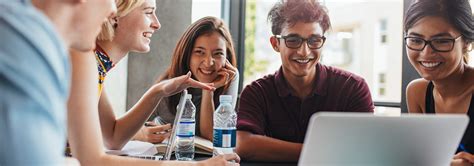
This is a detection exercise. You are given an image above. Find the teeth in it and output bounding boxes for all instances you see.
[143,32,152,38]
[295,59,310,63]
[200,69,213,74]
[420,62,441,68]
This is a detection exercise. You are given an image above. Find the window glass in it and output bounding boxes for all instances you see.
[191,0,222,22]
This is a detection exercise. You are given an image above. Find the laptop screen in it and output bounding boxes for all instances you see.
[163,89,188,160]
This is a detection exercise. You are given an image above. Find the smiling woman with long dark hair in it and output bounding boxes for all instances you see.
[404,0,474,165]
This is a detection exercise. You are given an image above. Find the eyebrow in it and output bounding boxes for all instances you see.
[408,32,454,38]
[193,47,224,52]
[143,7,155,10]
[284,33,323,37]
[194,46,206,50]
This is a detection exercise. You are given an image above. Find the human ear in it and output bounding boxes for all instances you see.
[270,36,280,52]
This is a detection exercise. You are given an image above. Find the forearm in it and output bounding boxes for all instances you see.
[109,85,164,149]
[236,131,302,162]
[200,90,215,140]
[67,52,201,165]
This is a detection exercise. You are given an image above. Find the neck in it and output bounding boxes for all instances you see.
[282,67,317,99]
[96,40,129,64]
[31,0,72,48]
[433,63,467,97]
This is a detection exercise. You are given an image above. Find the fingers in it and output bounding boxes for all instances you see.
[142,124,171,143]
[454,152,474,163]
[146,132,170,143]
[224,59,237,71]
[145,121,157,126]
[148,124,172,133]
[186,77,215,91]
[223,153,241,163]
[160,72,214,95]
[451,159,465,166]
[223,60,237,80]
[221,68,236,82]
[214,70,230,88]
[172,71,192,84]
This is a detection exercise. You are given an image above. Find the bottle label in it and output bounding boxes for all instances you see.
[213,128,236,148]
[177,121,195,137]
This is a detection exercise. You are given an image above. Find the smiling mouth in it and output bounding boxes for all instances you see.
[142,32,153,38]
[199,69,214,75]
[419,61,442,68]
[293,58,314,64]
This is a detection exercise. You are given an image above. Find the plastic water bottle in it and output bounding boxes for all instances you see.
[213,95,237,156]
[176,94,195,160]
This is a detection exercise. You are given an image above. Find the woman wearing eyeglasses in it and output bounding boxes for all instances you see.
[404,0,474,165]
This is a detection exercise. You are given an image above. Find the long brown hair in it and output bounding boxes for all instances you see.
[159,16,237,114]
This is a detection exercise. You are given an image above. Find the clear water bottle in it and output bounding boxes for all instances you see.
[176,94,195,160]
[213,95,237,156]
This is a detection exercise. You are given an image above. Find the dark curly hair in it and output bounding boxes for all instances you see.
[268,0,331,35]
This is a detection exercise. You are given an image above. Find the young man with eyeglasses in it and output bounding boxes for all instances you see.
[235,0,374,162]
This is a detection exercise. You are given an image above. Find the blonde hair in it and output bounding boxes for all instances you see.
[97,0,145,41]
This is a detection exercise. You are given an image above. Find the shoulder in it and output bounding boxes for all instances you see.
[406,78,428,113]
[0,2,60,44]
[239,72,279,106]
[0,1,67,69]
[242,72,276,93]
[406,78,429,96]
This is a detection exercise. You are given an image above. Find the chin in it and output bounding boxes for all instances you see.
[418,71,444,81]
[133,46,151,53]
[195,76,213,83]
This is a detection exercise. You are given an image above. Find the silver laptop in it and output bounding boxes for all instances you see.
[161,89,188,160]
[299,112,469,166]
[111,90,188,161]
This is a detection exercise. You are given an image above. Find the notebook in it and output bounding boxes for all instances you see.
[299,112,469,166]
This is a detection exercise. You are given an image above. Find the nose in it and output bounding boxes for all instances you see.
[420,43,434,56]
[297,41,311,57]
[151,14,161,31]
[203,54,215,67]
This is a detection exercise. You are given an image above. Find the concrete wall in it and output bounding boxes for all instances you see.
[126,0,193,110]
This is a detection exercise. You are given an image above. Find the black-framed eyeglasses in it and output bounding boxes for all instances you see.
[275,35,326,49]
[404,35,462,52]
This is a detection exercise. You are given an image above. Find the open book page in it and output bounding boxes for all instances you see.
[154,136,213,155]
[195,136,213,155]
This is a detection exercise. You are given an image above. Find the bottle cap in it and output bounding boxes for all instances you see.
[219,95,232,103]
